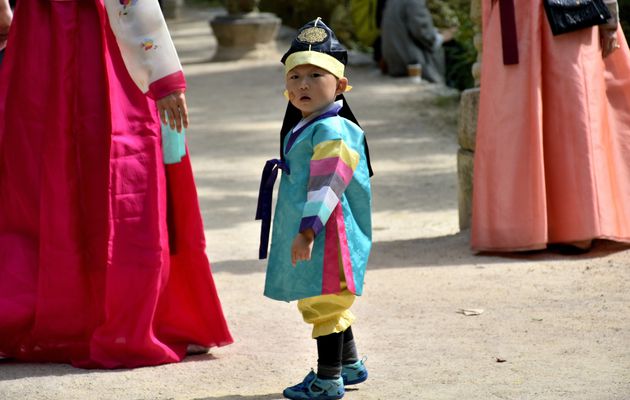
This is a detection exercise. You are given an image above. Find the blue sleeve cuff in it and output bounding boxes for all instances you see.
[299,216,324,236]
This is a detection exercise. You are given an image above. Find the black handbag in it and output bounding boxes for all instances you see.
[543,0,611,36]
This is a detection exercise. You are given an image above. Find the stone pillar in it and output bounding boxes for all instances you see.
[457,0,482,230]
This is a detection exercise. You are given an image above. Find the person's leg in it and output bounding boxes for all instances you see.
[340,326,368,385]
[283,326,345,399]
[316,331,343,379]
[283,292,354,399]
[341,326,358,364]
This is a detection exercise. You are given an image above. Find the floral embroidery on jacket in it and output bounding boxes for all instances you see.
[119,0,138,16]
[141,39,158,51]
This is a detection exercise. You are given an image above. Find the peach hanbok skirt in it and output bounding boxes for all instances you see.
[471,0,630,251]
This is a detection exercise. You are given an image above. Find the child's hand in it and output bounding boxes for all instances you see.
[291,229,314,266]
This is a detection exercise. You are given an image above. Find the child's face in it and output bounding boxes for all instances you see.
[285,64,348,117]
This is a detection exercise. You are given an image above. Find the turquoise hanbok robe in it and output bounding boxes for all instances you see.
[264,104,372,302]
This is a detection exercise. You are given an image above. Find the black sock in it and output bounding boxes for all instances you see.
[316,331,343,379]
[342,326,359,364]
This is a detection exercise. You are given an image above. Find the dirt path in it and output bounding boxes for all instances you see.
[1,9,629,400]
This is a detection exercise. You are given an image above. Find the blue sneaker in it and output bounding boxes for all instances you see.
[283,370,345,400]
[341,357,368,385]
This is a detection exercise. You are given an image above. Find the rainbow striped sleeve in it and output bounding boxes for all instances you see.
[299,139,360,235]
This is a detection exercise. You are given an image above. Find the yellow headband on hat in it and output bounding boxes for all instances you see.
[284,51,345,79]
[282,54,352,98]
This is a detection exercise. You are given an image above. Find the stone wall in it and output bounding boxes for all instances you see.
[456,0,481,230]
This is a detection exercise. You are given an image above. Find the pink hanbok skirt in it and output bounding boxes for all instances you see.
[471,0,630,251]
[0,0,232,367]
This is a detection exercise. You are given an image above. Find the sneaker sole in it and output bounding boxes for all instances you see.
[283,392,344,400]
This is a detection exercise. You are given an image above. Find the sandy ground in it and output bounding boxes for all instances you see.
[1,9,629,400]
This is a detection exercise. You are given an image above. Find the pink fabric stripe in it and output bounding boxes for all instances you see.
[148,71,186,100]
[321,204,355,295]
[310,157,354,184]
[322,207,341,295]
[335,204,356,294]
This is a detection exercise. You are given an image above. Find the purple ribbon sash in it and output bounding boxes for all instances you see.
[255,159,290,259]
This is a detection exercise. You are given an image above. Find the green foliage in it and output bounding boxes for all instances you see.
[427,0,460,28]
[429,0,476,90]
[259,0,339,28]
[329,1,363,50]
[258,0,362,51]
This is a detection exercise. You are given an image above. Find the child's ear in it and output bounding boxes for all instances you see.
[336,77,348,95]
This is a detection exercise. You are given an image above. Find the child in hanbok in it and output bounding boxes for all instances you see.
[256,18,373,400]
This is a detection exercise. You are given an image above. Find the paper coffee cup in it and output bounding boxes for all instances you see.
[407,63,422,83]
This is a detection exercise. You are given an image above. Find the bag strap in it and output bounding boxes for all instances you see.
[498,0,519,65]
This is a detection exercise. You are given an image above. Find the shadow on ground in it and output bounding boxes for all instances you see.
[0,353,219,381]
[0,360,105,380]
[194,395,283,400]
[211,231,630,274]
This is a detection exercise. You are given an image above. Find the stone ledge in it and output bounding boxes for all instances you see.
[457,148,474,230]
[457,87,479,152]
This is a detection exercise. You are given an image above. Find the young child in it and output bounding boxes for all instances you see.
[255,18,373,400]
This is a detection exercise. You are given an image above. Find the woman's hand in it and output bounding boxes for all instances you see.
[291,229,315,267]
[600,1,620,59]
[0,1,12,51]
[156,90,189,132]
[600,27,620,58]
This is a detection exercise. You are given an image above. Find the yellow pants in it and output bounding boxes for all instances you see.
[297,281,356,339]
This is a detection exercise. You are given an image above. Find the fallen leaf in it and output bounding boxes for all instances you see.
[457,308,484,316]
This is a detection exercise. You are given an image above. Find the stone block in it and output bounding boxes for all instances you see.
[457,87,479,152]
[457,148,474,231]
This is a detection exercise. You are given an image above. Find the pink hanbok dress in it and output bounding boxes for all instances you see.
[0,0,232,368]
[471,0,630,252]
